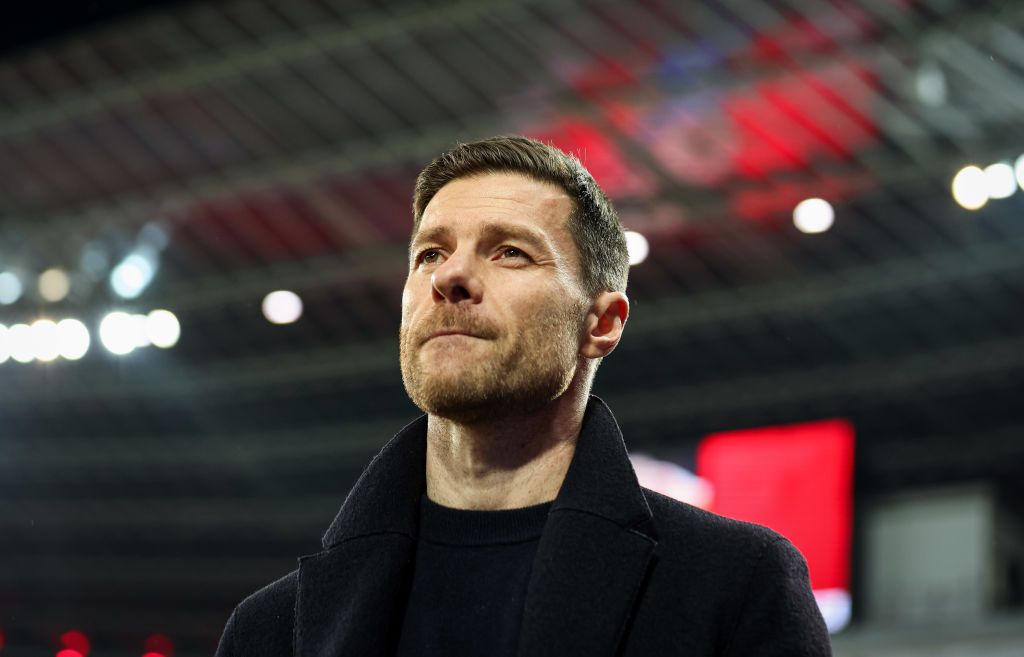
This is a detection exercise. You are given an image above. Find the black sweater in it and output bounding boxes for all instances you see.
[394,493,552,657]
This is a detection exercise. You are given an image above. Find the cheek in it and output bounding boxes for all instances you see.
[518,286,569,327]
[400,285,416,329]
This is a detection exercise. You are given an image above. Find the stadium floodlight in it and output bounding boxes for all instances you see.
[0,271,22,305]
[146,309,181,348]
[0,324,9,364]
[624,231,650,266]
[983,162,1016,200]
[262,290,303,324]
[8,323,34,363]
[794,198,835,234]
[29,319,61,362]
[99,311,141,355]
[951,165,988,210]
[110,251,157,299]
[39,268,71,302]
[56,318,91,360]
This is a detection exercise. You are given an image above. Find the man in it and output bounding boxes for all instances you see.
[215,136,832,656]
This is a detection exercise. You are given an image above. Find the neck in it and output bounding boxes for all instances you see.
[424,383,588,510]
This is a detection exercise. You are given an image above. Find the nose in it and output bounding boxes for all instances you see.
[430,249,482,304]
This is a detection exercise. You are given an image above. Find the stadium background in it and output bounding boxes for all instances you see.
[1,0,1023,654]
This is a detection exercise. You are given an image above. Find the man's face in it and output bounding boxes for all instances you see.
[399,172,589,423]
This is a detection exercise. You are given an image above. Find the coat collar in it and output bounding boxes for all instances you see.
[297,396,657,657]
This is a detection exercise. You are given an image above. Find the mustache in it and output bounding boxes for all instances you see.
[412,309,499,345]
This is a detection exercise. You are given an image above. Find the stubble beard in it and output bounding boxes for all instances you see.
[399,304,583,425]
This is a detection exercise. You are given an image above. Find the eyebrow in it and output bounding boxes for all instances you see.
[410,222,553,256]
[410,225,454,254]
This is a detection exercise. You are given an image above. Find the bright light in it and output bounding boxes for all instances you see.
[56,318,90,360]
[139,222,170,251]
[0,271,22,304]
[793,198,835,234]
[1015,154,1024,192]
[624,231,650,266]
[143,632,174,657]
[110,252,156,299]
[0,324,9,364]
[60,629,90,656]
[131,314,151,347]
[56,650,84,657]
[8,323,34,363]
[29,319,61,362]
[915,61,947,107]
[146,309,180,348]
[99,311,142,355]
[983,162,1016,200]
[38,268,70,302]
[952,165,988,210]
[262,290,303,324]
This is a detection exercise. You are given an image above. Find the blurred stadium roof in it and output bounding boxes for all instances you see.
[1,0,1023,653]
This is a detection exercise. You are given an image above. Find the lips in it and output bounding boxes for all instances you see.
[414,315,496,345]
[426,330,477,342]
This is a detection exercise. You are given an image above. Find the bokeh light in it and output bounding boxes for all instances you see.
[915,61,947,107]
[624,231,650,266]
[56,319,91,361]
[143,632,174,657]
[145,310,181,349]
[99,312,142,355]
[1015,154,1024,192]
[0,324,9,364]
[38,268,71,303]
[262,290,303,324]
[29,319,61,362]
[951,165,988,210]
[982,162,1016,200]
[793,198,835,234]
[8,324,34,363]
[131,314,152,348]
[59,630,90,656]
[110,252,156,299]
[0,271,22,305]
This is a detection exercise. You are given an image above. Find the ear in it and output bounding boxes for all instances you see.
[580,291,629,360]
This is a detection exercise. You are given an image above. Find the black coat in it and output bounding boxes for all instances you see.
[215,397,832,656]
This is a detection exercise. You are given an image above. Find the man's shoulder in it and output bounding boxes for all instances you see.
[216,569,298,656]
[642,486,792,562]
[236,568,299,616]
[633,489,830,655]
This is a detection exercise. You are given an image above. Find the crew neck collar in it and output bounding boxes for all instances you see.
[416,492,552,546]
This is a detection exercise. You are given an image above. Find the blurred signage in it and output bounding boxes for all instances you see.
[696,419,855,633]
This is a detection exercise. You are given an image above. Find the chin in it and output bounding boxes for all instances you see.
[410,373,573,425]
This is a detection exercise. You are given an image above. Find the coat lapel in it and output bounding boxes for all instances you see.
[516,398,658,657]
[294,398,658,657]
[295,415,428,657]
[515,512,656,657]
[295,535,415,657]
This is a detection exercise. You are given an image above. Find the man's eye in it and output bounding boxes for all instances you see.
[499,247,528,260]
[419,249,441,265]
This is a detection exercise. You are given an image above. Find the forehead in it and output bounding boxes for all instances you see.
[418,172,574,238]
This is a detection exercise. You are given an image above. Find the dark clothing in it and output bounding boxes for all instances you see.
[394,493,551,657]
[215,396,832,657]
